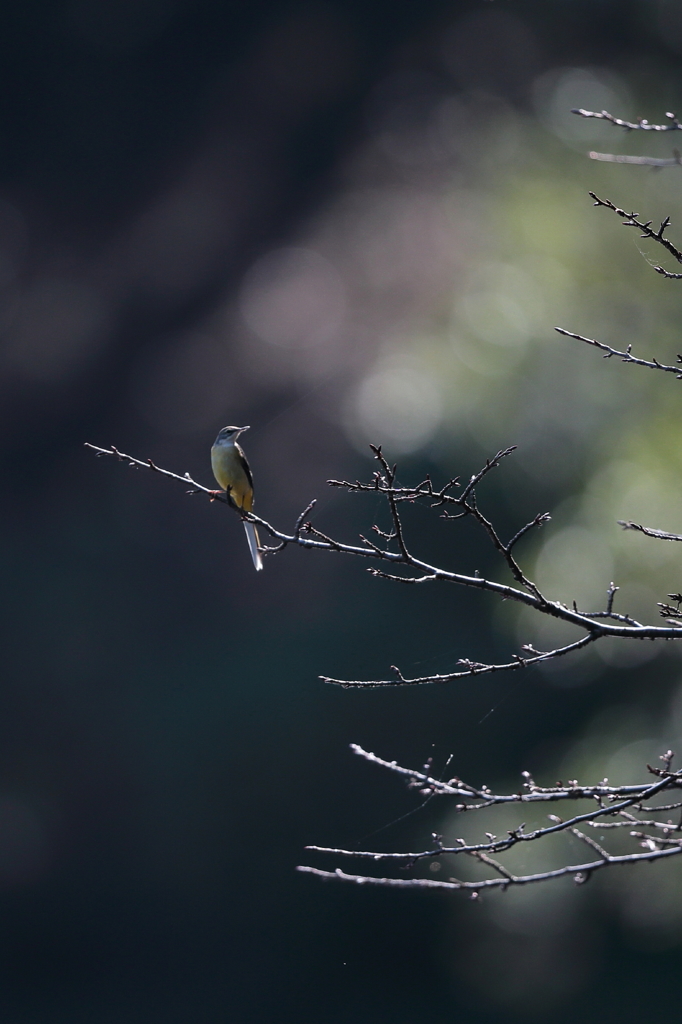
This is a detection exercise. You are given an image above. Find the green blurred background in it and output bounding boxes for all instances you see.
[3,0,682,1019]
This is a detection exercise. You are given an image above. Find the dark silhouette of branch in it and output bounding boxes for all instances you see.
[85,442,682,688]
[587,191,682,278]
[554,327,682,376]
[297,746,682,895]
[618,521,682,541]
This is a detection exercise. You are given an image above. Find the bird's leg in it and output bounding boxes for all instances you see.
[206,487,241,510]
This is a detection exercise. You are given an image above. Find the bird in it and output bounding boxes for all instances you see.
[210,425,263,570]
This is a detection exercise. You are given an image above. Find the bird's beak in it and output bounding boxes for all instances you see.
[238,425,250,434]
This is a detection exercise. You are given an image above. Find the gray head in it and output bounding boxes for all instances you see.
[214,425,250,445]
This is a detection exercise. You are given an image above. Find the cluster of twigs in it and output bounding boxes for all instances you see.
[573,107,682,168]
[85,440,682,689]
[297,745,682,896]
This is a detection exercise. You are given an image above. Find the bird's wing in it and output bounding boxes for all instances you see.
[236,443,255,493]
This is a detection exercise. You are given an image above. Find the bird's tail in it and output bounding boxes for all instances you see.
[243,521,263,571]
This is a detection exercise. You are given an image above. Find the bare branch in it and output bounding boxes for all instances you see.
[86,442,682,689]
[367,568,439,584]
[294,500,317,538]
[589,811,682,831]
[555,328,682,377]
[587,191,682,277]
[299,746,682,896]
[369,444,411,560]
[589,150,682,168]
[297,842,682,893]
[618,520,682,541]
[570,826,612,861]
[506,512,552,554]
[459,446,517,501]
[320,633,598,688]
[347,744,672,804]
[572,109,682,132]
[629,831,682,848]
[470,851,516,882]
[304,770,675,861]
[572,108,682,170]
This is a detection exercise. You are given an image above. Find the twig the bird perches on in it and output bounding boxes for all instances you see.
[86,441,682,688]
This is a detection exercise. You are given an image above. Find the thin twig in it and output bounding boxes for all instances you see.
[369,444,411,560]
[589,150,682,168]
[555,328,682,377]
[347,744,673,803]
[618,521,682,541]
[320,633,598,688]
[297,843,682,893]
[572,109,682,132]
[588,191,682,277]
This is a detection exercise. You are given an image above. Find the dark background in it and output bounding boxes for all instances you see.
[2,1,682,1020]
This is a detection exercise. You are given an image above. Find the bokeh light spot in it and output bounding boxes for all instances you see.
[239,247,345,350]
[532,66,632,145]
[345,355,442,454]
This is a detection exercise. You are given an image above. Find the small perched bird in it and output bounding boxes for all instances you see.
[210,425,263,570]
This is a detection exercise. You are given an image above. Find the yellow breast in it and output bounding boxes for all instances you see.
[211,444,253,510]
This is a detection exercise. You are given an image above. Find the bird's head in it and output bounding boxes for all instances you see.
[214,425,250,445]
